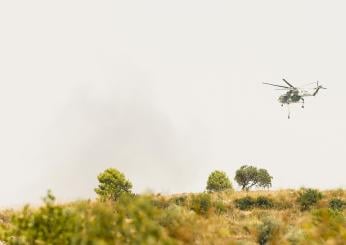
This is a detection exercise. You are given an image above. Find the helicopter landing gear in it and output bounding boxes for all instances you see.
[287,104,291,119]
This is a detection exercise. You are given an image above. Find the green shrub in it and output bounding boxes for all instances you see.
[206,170,232,192]
[285,227,304,245]
[5,191,79,244]
[152,195,170,209]
[191,193,212,216]
[111,195,174,244]
[172,195,187,206]
[257,217,281,245]
[234,196,256,210]
[234,196,275,210]
[94,168,133,201]
[214,200,228,215]
[329,198,346,211]
[3,192,175,245]
[72,195,175,244]
[159,205,197,243]
[297,189,323,211]
[255,196,274,209]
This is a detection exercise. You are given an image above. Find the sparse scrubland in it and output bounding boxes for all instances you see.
[0,167,345,244]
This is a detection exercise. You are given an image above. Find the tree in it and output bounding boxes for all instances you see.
[234,165,272,191]
[95,168,133,201]
[206,170,232,192]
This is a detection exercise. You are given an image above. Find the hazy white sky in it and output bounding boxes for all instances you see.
[0,1,345,206]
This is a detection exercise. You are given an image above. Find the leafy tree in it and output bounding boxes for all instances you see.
[206,170,232,192]
[256,168,273,188]
[95,168,133,201]
[234,165,272,191]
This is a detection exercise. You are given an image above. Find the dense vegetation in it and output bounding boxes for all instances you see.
[0,167,345,244]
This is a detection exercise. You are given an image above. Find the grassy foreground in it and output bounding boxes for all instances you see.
[0,189,345,244]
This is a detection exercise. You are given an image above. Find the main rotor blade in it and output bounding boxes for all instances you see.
[300,82,317,87]
[263,82,290,89]
[282,79,295,88]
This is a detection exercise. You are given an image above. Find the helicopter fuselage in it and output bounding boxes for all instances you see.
[278,89,311,104]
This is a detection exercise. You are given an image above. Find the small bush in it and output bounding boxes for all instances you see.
[234,196,274,210]
[191,193,212,216]
[214,200,228,215]
[2,192,175,244]
[234,196,256,210]
[297,189,323,211]
[152,195,170,209]
[257,217,281,245]
[285,227,304,245]
[206,170,232,192]
[5,191,79,244]
[172,196,187,206]
[113,195,174,244]
[159,205,197,243]
[255,196,274,209]
[329,198,345,211]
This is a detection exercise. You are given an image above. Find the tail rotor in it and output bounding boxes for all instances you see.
[317,81,327,89]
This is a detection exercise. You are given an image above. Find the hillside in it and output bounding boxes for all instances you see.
[1,189,345,244]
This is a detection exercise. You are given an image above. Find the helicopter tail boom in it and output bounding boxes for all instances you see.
[312,87,321,96]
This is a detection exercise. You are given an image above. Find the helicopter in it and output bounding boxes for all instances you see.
[263,79,326,119]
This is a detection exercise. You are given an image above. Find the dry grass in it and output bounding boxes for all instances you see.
[159,189,346,244]
[0,189,345,244]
